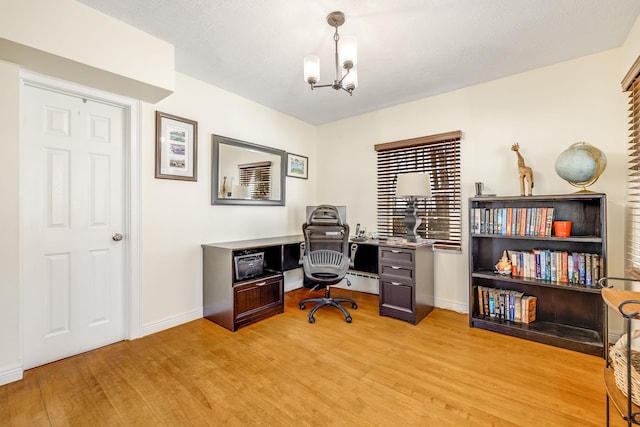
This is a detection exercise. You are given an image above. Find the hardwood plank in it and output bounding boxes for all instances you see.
[0,288,630,426]
[0,370,50,426]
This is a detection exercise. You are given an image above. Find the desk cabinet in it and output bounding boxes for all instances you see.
[202,236,301,331]
[234,274,283,330]
[378,243,434,325]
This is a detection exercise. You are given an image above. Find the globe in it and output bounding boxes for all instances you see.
[554,142,607,192]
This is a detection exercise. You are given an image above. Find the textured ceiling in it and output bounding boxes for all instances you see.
[76,0,640,125]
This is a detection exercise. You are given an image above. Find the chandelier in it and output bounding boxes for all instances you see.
[303,11,358,95]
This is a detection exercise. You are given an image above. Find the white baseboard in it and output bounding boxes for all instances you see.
[0,362,23,386]
[339,273,379,294]
[435,297,468,314]
[284,279,303,292]
[141,308,203,337]
[283,268,303,292]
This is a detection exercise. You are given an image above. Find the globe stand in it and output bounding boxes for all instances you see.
[569,182,598,194]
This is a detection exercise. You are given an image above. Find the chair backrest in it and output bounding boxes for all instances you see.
[301,205,354,282]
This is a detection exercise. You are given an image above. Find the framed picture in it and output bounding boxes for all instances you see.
[155,111,198,181]
[286,153,308,179]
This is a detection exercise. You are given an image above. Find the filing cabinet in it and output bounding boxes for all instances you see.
[378,243,434,325]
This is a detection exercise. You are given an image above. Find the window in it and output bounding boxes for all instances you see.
[375,131,462,250]
[624,56,640,277]
[239,161,272,200]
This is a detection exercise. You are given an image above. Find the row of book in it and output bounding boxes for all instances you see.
[501,249,602,286]
[476,286,537,323]
[471,207,555,237]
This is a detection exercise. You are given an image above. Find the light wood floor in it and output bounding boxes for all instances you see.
[0,288,624,426]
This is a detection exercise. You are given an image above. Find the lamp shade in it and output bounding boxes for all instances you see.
[396,172,432,198]
[232,185,249,199]
[343,67,358,91]
[339,36,357,69]
[304,55,320,84]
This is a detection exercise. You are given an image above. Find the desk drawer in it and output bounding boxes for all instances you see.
[379,263,415,282]
[380,279,415,314]
[379,247,414,266]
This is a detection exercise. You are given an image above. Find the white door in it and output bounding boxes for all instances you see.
[21,83,126,369]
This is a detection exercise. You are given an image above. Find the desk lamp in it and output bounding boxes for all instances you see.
[396,172,432,243]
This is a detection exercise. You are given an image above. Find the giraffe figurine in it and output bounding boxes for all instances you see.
[511,143,534,196]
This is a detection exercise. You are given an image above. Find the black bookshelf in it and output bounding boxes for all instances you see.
[468,194,607,357]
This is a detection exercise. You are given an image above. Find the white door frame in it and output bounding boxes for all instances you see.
[19,71,142,348]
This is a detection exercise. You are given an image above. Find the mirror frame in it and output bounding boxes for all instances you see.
[211,134,287,206]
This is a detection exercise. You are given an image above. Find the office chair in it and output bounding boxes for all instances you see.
[299,205,358,323]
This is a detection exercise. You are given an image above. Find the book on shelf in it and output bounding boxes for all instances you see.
[561,252,568,283]
[472,208,480,234]
[545,207,554,236]
[534,208,542,236]
[578,253,586,284]
[498,249,603,285]
[488,293,495,317]
[483,288,489,315]
[521,296,537,323]
[539,207,548,237]
[476,285,531,322]
[519,207,527,236]
[470,205,559,237]
[593,254,600,284]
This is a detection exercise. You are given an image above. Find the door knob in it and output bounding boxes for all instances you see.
[112,233,124,241]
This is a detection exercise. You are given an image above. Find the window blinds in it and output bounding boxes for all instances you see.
[624,56,640,277]
[375,131,462,250]
[239,161,272,200]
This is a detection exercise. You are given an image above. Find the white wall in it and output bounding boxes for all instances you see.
[0,0,174,102]
[622,13,640,77]
[139,73,316,329]
[316,47,630,312]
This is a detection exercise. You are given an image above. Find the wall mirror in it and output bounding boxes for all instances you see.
[212,134,286,206]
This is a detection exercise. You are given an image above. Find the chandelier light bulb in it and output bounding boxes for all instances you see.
[343,67,358,91]
[340,35,357,69]
[303,55,320,85]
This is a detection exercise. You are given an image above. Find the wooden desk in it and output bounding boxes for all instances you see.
[202,236,434,331]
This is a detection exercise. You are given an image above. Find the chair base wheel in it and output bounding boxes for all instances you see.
[299,292,357,324]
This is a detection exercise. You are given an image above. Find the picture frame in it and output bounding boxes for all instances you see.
[155,111,198,181]
[286,153,308,179]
